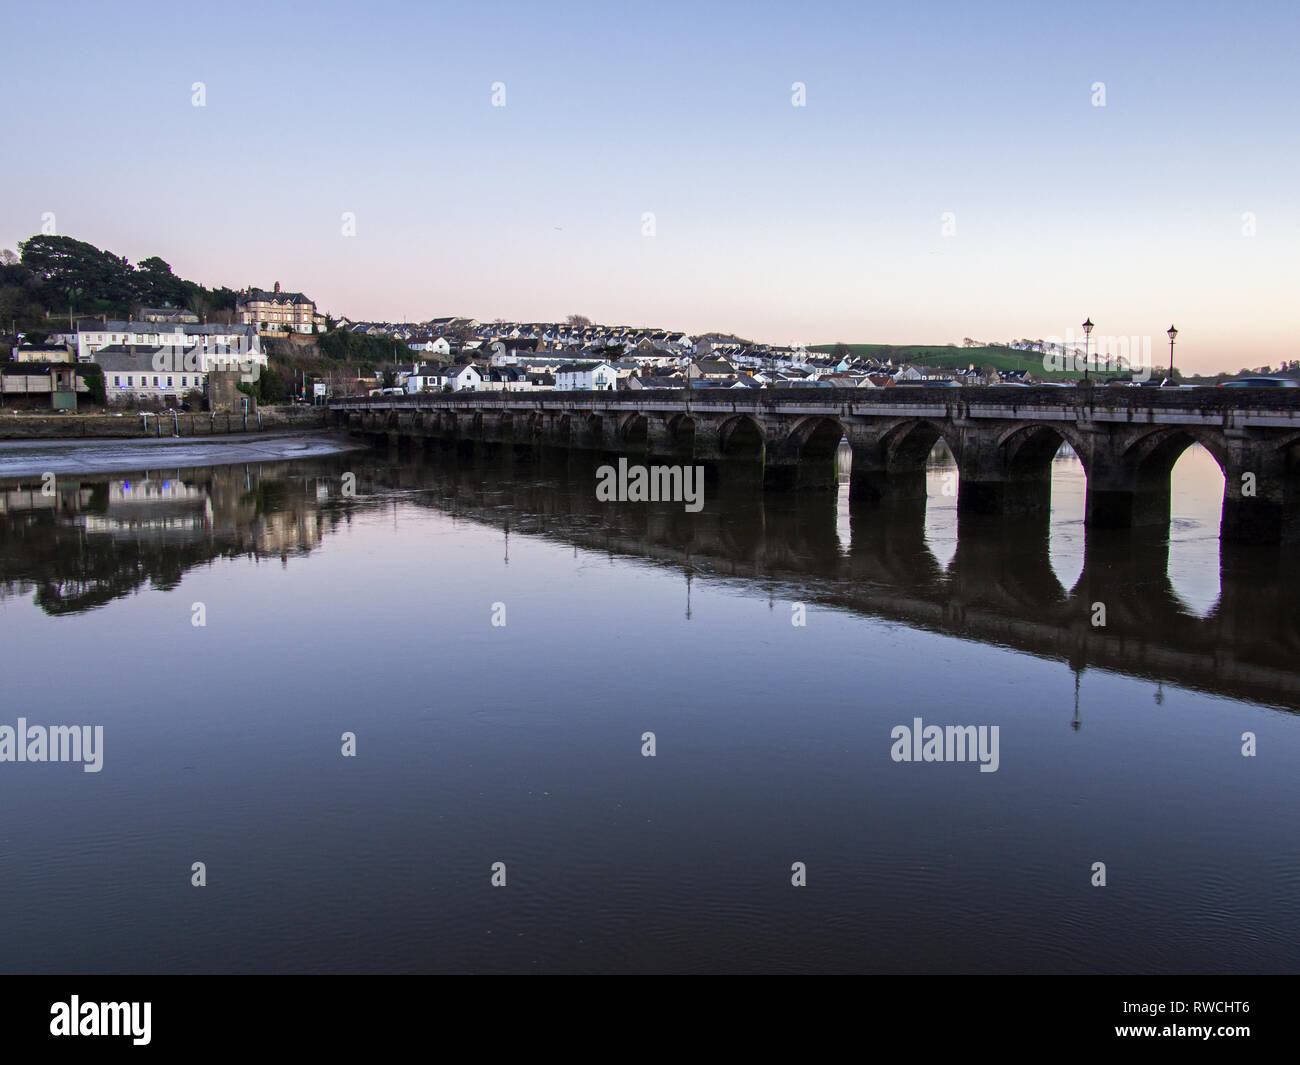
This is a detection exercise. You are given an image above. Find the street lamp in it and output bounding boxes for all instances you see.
[1081,318,1094,382]
[1166,324,1177,382]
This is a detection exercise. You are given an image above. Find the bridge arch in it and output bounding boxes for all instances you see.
[848,418,961,506]
[717,414,765,461]
[582,412,605,449]
[996,422,1091,476]
[617,412,649,451]
[882,418,962,471]
[1086,426,1231,532]
[786,415,847,459]
[667,413,695,456]
[770,414,847,491]
[1122,425,1229,483]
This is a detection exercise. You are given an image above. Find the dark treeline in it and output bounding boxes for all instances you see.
[0,235,240,339]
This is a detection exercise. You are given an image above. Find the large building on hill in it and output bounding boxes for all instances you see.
[236,283,325,335]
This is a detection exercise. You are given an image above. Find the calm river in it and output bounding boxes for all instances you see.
[1,435,1297,973]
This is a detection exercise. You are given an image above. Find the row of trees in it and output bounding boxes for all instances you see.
[0,235,239,337]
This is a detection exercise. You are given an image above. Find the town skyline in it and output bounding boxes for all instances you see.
[3,1,1297,374]
[1,229,1270,380]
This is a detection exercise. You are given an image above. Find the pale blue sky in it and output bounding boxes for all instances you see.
[2,0,1296,370]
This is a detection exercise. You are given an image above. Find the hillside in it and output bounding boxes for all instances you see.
[810,343,1084,379]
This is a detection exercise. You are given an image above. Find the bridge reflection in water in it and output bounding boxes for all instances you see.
[1,444,1294,711]
[372,444,1294,713]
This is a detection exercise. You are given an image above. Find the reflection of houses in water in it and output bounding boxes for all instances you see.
[80,478,214,540]
[1,486,95,514]
[0,457,350,614]
[59,469,327,554]
[252,505,324,555]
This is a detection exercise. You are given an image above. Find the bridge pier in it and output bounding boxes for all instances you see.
[1221,497,1288,544]
[765,419,839,491]
[764,453,837,491]
[575,413,605,452]
[1084,478,1172,530]
[1220,433,1299,545]
[849,462,927,505]
[958,477,1053,520]
[691,420,725,464]
[646,414,692,459]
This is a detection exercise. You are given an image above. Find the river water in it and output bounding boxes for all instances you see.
[1,435,1297,973]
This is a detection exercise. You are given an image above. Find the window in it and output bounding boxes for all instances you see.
[114,376,121,386]
[153,377,159,386]
[167,377,173,387]
[181,376,188,387]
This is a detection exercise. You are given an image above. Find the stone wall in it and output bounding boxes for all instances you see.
[0,405,330,440]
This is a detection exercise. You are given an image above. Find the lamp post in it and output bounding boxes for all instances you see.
[1081,318,1094,382]
[1166,324,1177,383]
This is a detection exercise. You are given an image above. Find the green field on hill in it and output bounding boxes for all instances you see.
[810,343,1089,379]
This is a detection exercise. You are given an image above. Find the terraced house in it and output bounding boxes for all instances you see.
[94,347,208,402]
[75,321,263,363]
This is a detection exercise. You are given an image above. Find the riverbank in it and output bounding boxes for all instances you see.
[0,405,329,440]
[0,431,365,479]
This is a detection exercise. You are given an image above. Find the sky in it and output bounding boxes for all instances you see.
[1,0,1297,373]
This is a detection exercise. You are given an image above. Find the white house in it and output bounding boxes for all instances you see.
[77,321,266,376]
[555,361,617,391]
[405,363,445,392]
[445,364,482,392]
[94,348,207,402]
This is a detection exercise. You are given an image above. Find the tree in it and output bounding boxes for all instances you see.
[134,256,187,306]
[832,342,852,359]
[78,364,105,405]
[258,367,288,404]
[19,234,135,309]
[566,314,592,328]
[0,249,17,266]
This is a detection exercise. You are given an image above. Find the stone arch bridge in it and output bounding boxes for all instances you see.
[330,386,1300,544]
